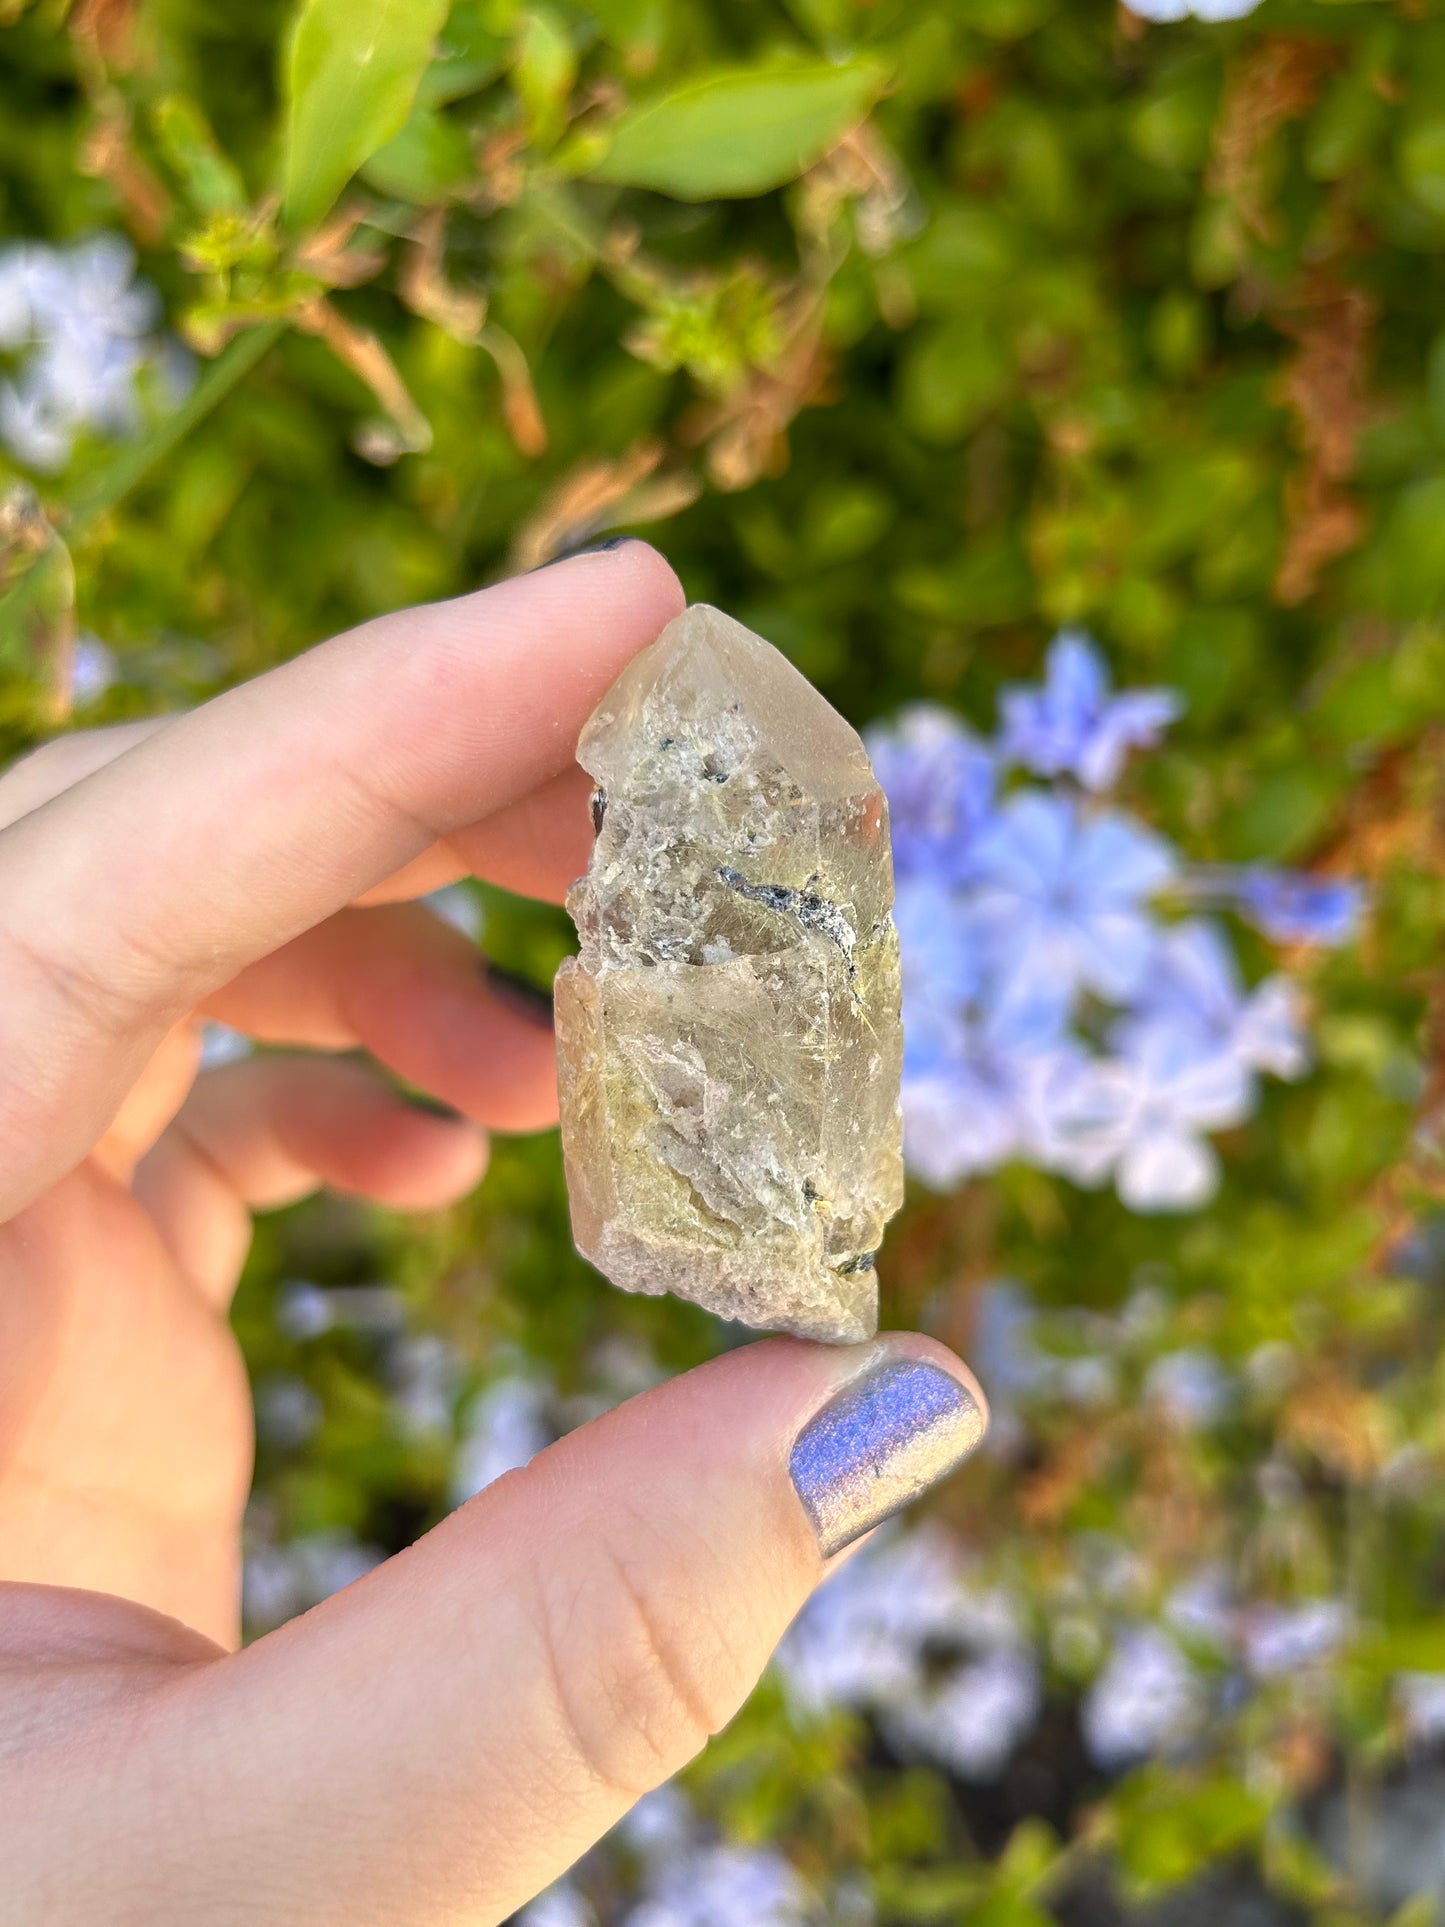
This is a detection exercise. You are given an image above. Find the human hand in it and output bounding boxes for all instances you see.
[0,541,986,1925]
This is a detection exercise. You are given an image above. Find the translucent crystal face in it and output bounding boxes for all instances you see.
[555,603,904,1343]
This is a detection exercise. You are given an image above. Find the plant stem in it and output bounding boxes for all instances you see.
[65,321,286,539]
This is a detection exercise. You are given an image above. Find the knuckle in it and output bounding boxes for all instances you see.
[0,910,180,1038]
[536,1523,756,1803]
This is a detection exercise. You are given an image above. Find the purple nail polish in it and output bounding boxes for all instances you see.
[789,1356,986,1558]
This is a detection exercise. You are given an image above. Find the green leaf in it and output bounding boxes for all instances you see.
[511,4,576,151]
[1356,1623,1445,1674]
[152,96,249,214]
[361,108,473,201]
[896,314,1012,443]
[1399,119,1445,218]
[960,0,1056,39]
[586,59,886,201]
[1130,69,1218,175]
[800,481,895,566]
[282,0,451,234]
[416,0,508,107]
[1111,1770,1271,1900]
[67,324,286,540]
[586,0,667,51]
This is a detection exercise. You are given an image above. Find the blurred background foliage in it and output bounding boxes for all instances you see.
[5,0,1445,1921]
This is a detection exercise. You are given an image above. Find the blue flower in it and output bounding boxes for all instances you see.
[1235,868,1363,946]
[894,875,981,1064]
[999,630,1181,793]
[519,1884,595,1927]
[1113,919,1309,1083]
[871,642,1346,1217]
[1240,1599,1348,1680]
[0,235,166,471]
[969,792,1176,1013]
[902,1019,1082,1189]
[1043,1026,1253,1211]
[1082,1626,1205,1770]
[1144,1347,1234,1431]
[886,1646,1042,1782]
[1181,865,1363,945]
[776,1524,967,1715]
[628,1845,811,1927]
[867,705,994,883]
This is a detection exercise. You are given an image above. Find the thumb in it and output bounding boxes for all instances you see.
[39,1335,985,1926]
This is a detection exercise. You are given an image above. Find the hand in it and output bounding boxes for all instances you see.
[0,542,985,1926]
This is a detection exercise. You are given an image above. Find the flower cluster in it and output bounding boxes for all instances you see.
[521,1784,845,1927]
[776,1523,1042,1783]
[0,235,180,471]
[776,1270,1360,1786]
[246,1272,1445,1911]
[869,633,1361,1211]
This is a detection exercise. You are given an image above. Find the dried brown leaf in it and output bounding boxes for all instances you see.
[680,289,832,492]
[1273,278,1375,604]
[77,109,171,247]
[293,204,387,291]
[1210,36,1339,245]
[1279,1367,1386,1481]
[399,209,487,341]
[479,324,547,459]
[510,440,666,569]
[295,298,432,456]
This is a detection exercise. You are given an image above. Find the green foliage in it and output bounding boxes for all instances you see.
[586,59,886,199]
[283,0,451,232]
[5,0,1445,1920]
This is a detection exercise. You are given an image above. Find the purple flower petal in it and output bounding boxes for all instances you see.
[1237,869,1363,946]
[1000,630,1182,792]
[1117,1128,1219,1212]
[867,705,996,884]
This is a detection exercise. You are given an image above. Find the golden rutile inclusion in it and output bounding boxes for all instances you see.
[555,604,904,1343]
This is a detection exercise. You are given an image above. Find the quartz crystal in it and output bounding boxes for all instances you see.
[555,603,904,1343]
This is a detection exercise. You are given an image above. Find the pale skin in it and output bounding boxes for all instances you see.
[0,542,982,1925]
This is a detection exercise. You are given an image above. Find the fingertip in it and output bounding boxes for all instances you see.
[614,537,687,618]
[538,538,686,625]
[366,1101,489,1209]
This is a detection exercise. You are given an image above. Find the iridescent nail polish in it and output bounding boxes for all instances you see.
[789,1356,986,1558]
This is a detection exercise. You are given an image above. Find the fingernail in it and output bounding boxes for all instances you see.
[532,534,636,569]
[789,1355,986,1559]
[482,959,555,1029]
[402,1093,467,1121]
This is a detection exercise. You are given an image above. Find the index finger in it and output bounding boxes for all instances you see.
[0,542,684,1220]
[1,728,602,907]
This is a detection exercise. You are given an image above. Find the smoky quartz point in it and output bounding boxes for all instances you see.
[554,604,904,1343]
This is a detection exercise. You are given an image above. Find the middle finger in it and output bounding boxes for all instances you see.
[204,902,559,1133]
